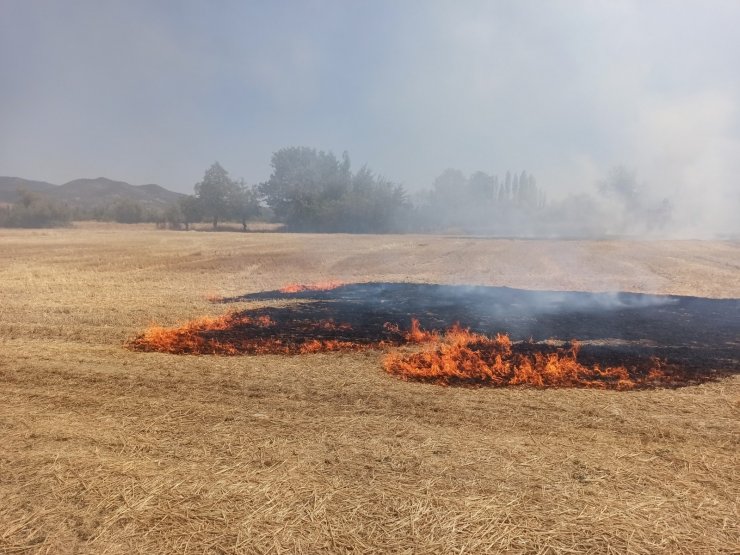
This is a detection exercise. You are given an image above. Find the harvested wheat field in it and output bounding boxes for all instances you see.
[1,223,739,554]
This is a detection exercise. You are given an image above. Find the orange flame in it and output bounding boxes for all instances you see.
[128,315,697,389]
[126,312,366,355]
[279,280,344,293]
[127,313,276,355]
[405,318,438,343]
[383,325,669,390]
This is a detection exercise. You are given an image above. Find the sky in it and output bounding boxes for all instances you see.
[1,0,739,232]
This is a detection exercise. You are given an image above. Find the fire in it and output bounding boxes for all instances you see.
[279,280,344,293]
[127,313,276,355]
[383,325,674,390]
[126,311,382,355]
[128,313,706,390]
[384,318,438,343]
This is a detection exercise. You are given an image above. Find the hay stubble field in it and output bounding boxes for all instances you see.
[1,224,738,554]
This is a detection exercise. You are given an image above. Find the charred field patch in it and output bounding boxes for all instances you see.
[129,282,739,389]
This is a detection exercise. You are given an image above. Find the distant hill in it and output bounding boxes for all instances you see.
[0,177,57,201]
[0,176,185,208]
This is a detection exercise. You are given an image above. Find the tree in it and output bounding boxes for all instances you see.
[432,169,467,205]
[194,162,236,229]
[417,168,547,234]
[259,146,409,232]
[502,171,512,202]
[229,180,260,231]
[468,171,495,202]
[163,202,184,229]
[109,198,144,223]
[341,167,409,233]
[260,147,350,231]
[0,188,71,228]
[179,195,203,231]
[598,166,639,210]
[597,166,672,232]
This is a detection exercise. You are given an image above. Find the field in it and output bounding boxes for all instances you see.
[1,224,738,554]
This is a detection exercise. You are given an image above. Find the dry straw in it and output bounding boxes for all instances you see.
[1,224,738,553]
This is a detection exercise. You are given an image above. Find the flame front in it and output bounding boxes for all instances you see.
[127,315,704,389]
[130,313,276,354]
[383,325,670,390]
[126,312,381,355]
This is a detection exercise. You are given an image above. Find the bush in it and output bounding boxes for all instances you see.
[0,190,71,228]
[108,198,144,223]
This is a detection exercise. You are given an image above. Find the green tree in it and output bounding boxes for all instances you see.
[229,180,260,231]
[259,146,408,232]
[163,202,184,229]
[260,147,350,231]
[179,195,203,231]
[109,198,144,223]
[195,162,236,229]
[0,189,71,228]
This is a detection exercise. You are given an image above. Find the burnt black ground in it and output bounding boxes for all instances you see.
[219,283,740,375]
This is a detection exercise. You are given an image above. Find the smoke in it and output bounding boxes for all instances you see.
[226,282,735,351]
[631,91,740,237]
[1,1,738,237]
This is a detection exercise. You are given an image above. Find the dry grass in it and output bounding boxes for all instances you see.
[1,223,738,554]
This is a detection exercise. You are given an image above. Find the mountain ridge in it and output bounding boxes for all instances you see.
[0,175,185,207]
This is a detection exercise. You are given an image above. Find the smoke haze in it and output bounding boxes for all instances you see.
[1,0,738,235]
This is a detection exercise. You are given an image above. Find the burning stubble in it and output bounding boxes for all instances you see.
[127,282,738,390]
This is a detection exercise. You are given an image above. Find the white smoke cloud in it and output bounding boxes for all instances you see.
[0,0,738,235]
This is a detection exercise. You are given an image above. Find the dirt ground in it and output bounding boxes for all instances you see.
[1,223,738,554]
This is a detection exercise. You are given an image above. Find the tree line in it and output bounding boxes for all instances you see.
[167,148,409,233]
[0,190,72,228]
[169,146,548,234]
[168,148,670,236]
[0,193,180,228]
[1,145,671,235]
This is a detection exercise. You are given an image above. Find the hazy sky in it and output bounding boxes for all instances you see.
[2,0,739,230]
